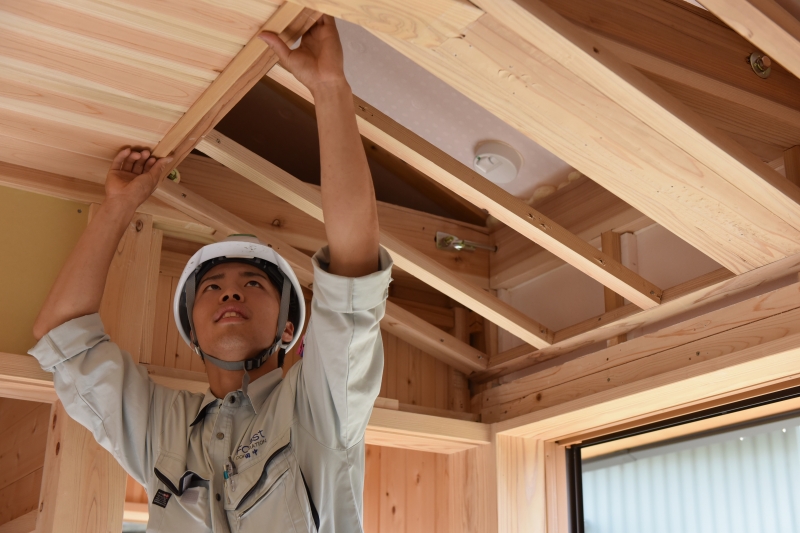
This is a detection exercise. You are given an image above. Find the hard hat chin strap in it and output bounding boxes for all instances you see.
[184,271,293,396]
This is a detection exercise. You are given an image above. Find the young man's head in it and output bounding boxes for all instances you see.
[174,236,305,377]
[191,260,296,366]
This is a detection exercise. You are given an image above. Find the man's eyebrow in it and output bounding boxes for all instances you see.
[200,272,225,284]
[241,271,270,281]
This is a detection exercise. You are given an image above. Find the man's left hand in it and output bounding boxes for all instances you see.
[259,15,347,96]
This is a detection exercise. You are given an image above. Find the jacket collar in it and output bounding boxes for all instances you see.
[190,367,284,426]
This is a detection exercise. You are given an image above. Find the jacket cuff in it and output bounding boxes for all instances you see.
[311,246,393,313]
[28,314,109,371]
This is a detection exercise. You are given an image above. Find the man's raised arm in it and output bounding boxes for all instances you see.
[261,16,380,278]
[33,149,172,339]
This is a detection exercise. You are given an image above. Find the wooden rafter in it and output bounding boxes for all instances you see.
[264,68,663,310]
[371,10,800,276]
[152,3,320,171]
[151,178,490,372]
[701,0,800,81]
[198,130,553,348]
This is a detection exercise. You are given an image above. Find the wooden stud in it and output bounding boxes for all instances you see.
[601,231,626,347]
[198,131,554,348]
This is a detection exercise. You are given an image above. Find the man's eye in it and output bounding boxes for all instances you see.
[203,284,220,291]
[245,280,262,287]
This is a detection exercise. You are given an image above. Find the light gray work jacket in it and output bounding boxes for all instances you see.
[29,247,393,532]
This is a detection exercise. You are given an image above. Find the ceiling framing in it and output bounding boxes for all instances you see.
[0,0,799,390]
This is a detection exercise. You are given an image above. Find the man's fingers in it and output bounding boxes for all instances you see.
[121,151,141,173]
[131,149,150,174]
[149,157,174,181]
[259,31,292,64]
[143,157,157,173]
[111,148,131,171]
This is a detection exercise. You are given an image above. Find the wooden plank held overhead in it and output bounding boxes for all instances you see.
[700,0,800,80]
[198,130,554,349]
[151,178,489,372]
[152,3,320,170]
[264,67,663,309]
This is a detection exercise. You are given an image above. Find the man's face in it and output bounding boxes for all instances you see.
[191,262,293,361]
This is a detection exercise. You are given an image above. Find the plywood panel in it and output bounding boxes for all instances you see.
[0,468,42,527]
[0,403,49,493]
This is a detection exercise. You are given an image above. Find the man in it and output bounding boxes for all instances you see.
[30,16,391,532]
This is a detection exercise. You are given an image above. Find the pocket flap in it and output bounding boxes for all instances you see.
[224,428,291,510]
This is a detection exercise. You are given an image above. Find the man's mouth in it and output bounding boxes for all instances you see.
[215,306,249,322]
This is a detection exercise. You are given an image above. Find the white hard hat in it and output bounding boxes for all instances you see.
[173,234,305,371]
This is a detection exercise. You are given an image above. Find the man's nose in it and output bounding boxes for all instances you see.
[221,292,242,302]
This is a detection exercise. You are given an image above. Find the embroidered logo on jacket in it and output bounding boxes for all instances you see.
[153,489,172,508]
[234,429,267,460]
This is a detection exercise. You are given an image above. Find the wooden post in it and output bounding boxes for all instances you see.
[601,231,627,347]
[496,435,547,533]
[37,210,161,533]
[449,442,498,533]
[450,307,471,412]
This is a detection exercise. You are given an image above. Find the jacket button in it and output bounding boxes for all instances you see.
[216,432,224,440]
[216,493,221,502]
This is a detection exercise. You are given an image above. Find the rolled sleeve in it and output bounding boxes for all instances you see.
[28,313,173,487]
[311,246,393,313]
[297,246,393,449]
[29,313,109,371]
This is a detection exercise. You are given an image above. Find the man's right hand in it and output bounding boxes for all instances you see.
[105,148,173,209]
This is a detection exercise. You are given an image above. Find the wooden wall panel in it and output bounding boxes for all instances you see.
[366,444,450,533]
[0,398,49,527]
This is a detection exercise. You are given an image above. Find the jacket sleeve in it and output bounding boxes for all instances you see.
[294,246,393,449]
[28,313,178,487]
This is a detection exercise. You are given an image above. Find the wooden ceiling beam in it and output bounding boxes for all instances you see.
[265,68,663,310]
[151,177,490,372]
[471,0,800,270]
[701,0,800,81]
[152,3,320,172]
[373,12,800,275]
[198,130,554,348]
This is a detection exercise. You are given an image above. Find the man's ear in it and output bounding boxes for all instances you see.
[281,321,295,343]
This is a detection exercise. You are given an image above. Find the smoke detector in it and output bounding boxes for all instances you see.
[473,141,522,184]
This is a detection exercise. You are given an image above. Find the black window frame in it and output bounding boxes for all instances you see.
[565,384,800,533]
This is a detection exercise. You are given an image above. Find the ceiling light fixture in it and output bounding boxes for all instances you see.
[473,141,523,184]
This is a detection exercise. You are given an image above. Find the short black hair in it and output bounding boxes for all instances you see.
[179,258,301,366]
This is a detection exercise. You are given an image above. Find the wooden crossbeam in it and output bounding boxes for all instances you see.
[151,178,489,371]
[478,249,800,382]
[374,12,800,276]
[152,3,320,170]
[198,130,554,348]
[265,67,663,310]
[478,281,800,422]
[701,0,800,81]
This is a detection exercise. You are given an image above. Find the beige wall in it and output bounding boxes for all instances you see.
[0,186,88,355]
